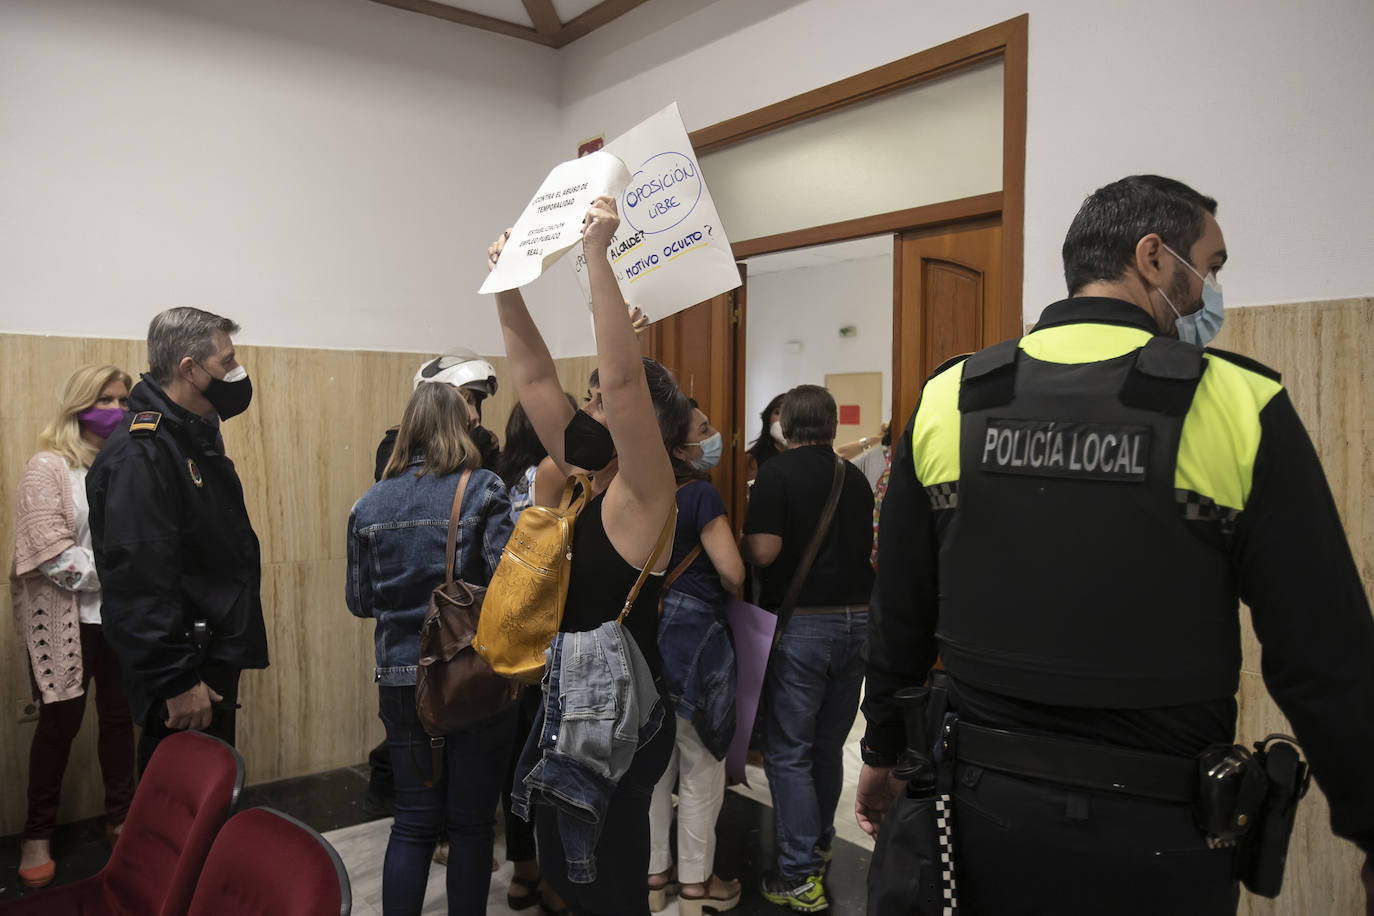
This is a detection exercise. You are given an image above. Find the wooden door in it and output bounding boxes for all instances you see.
[891,219,1006,431]
[642,287,740,525]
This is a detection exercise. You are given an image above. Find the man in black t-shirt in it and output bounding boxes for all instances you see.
[743,384,873,911]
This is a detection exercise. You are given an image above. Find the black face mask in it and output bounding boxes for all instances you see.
[564,410,615,471]
[199,364,253,420]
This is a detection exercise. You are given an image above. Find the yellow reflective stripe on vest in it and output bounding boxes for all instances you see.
[1178,354,1282,510]
[911,362,964,486]
[910,321,1283,509]
[1017,322,1153,364]
[911,324,1155,486]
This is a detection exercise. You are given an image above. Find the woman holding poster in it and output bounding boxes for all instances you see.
[489,197,692,915]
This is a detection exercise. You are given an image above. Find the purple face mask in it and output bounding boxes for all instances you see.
[78,406,126,440]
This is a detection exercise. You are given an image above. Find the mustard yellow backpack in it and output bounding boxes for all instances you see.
[473,474,591,683]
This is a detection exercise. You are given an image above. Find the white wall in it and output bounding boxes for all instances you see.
[745,254,893,446]
[0,0,563,355]
[558,0,1374,322]
[6,0,1372,354]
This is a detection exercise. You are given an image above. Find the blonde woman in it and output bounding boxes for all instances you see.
[10,365,136,889]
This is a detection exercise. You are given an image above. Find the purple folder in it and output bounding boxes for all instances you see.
[724,596,777,785]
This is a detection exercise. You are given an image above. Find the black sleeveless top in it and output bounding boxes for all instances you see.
[561,491,666,676]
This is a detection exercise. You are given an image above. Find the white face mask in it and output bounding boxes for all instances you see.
[1158,243,1224,346]
[770,419,786,447]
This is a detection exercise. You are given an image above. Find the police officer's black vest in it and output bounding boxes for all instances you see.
[937,337,1241,710]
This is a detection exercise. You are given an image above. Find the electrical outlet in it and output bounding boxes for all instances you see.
[16,698,39,725]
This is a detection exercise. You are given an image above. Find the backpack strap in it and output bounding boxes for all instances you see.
[443,469,472,588]
[771,454,846,648]
[616,506,678,625]
[417,467,472,787]
[664,544,703,593]
[560,473,593,513]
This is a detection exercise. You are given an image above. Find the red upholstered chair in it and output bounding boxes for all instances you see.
[0,731,244,916]
[185,807,351,916]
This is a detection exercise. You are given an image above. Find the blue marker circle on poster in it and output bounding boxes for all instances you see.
[622,151,702,235]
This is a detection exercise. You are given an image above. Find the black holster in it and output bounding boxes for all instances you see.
[867,677,956,916]
[1237,736,1311,898]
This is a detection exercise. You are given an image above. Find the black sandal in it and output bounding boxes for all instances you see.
[507,873,542,910]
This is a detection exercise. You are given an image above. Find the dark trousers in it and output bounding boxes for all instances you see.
[369,740,394,799]
[379,685,517,916]
[952,763,1240,915]
[535,715,676,916]
[137,662,240,774]
[501,685,543,863]
[24,623,136,839]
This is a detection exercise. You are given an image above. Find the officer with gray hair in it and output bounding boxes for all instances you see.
[87,306,266,772]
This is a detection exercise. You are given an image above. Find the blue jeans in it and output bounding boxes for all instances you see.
[378,686,517,916]
[762,608,867,880]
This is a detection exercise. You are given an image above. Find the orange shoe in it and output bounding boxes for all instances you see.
[18,859,55,889]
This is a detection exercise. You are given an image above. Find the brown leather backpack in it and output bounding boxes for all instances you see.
[415,470,520,759]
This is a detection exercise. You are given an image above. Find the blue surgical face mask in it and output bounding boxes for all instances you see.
[1158,244,1224,346]
[688,431,722,471]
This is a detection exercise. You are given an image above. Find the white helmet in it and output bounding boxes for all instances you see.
[413,349,498,399]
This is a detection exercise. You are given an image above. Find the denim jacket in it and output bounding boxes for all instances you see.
[345,462,511,685]
[512,622,663,883]
[658,588,737,759]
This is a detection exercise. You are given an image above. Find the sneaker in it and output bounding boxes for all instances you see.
[760,873,828,912]
[813,844,832,865]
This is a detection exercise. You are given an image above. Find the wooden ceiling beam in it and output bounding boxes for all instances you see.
[521,0,563,38]
[547,0,650,48]
[370,0,555,47]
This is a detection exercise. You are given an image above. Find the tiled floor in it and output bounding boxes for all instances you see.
[1,716,874,914]
[329,768,872,916]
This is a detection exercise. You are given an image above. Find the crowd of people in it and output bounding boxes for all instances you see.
[10,179,1373,916]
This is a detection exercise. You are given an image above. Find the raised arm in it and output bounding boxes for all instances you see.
[489,231,578,474]
[583,197,677,566]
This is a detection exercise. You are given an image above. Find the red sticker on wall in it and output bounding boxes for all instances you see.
[839,404,860,425]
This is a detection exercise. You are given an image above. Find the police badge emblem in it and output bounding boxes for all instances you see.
[187,458,204,488]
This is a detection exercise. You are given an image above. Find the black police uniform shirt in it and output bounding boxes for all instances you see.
[87,374,268,723]
[743,443,874,611]
[862,297,1374,856]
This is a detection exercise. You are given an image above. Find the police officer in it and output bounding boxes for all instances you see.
[88,306,266,773]
[857,176,1374,914]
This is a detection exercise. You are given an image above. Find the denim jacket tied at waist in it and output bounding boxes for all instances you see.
[658,588,737,759]
[512,622,664,884]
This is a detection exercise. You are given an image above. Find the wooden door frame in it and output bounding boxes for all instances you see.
[688,14,1026,523]
[688,13,1026,338]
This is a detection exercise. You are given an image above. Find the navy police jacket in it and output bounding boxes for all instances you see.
[88,375,267,722]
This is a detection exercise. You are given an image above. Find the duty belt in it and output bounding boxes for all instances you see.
[954,721,1197,804]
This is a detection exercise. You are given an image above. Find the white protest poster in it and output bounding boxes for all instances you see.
[572,103,741,318]
[479,150,631,295]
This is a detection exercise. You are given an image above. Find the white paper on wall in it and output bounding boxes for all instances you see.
[479,151,631,295]
[572,103,741,318]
